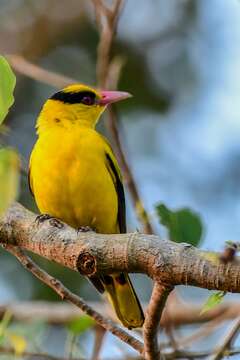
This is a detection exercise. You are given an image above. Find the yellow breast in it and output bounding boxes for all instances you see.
[29,126,118,233]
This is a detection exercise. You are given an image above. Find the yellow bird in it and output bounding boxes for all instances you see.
[29,83,144,329]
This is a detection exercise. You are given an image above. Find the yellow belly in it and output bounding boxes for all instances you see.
[30,127,118,233]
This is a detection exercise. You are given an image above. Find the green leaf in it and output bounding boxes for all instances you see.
[156,203,203,247]
[0,56,16,125]
[201,291,226,314]
[0,148,19,215]
[67,315,95,335]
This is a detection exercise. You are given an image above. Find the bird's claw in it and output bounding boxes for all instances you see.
[77,226,94,233]
[35,214,64,229]
[35,214,52,224]
[49,218,64,229]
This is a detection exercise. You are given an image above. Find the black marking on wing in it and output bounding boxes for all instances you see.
[105,153,126,234]
[115,273,127,285]
[89,276,105,293]
[50,90,96,104]
[28,168,34,197]
[102,275,114,285]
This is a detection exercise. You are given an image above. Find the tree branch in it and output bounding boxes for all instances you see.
[106,106,154,235]
[211,317,240,360]
[1,200,240,358]
[6,54,75,88]
[0,299,239,328]
[3,244,144,356]
[1,203,240,293]
[93,0,123,88]
[5,203,240,358]
[0,346,85,360]
[92,0,155,234]
[91,325,106,360]
[143,283,173,360]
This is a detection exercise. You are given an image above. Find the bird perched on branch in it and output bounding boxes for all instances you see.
[29,83,144,329]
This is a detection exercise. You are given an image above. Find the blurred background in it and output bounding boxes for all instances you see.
[1,0,240,358]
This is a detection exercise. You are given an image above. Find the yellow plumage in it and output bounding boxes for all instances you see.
[29,84,144,329]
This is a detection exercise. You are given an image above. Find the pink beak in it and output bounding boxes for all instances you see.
[98,90,132,106]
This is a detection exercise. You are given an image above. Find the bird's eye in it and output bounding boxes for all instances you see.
[81,96,95,106]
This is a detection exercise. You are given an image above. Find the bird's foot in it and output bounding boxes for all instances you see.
[35,214,64,229]
[77,226,95,233]
[35,213,52,224]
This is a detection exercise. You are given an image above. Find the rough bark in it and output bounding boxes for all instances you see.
[0,202,240,293]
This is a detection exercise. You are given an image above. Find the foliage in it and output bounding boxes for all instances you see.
[0,56,16,125]
[0,311,26,355]
[0,148,19,215]
[0,56,19,215]
[67,315,95,335]
[156,203,203,247]
[201,291,226,314]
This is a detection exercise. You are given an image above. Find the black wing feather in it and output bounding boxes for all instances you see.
[105,153,126,233]
[28,168,34,197]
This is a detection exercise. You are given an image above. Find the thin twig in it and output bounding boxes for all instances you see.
[92,0,154,234]
[164,326,178,352]
[128,347,240,359]
[2,344,240,360]
[107,106,154,234]
[68,334,77,360]
[6,54,75,88]
[0,345,85,360]
[0,299,239,327]
[91,325,106,360]
[93,0,123,88]
[3,245,144,356]
[143,282,173,360]
[92,0,104,30]
[177,315,227,349]
[164,347,240,359]
[211,317,240,360]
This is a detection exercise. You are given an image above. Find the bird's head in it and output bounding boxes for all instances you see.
[37,83,131,132]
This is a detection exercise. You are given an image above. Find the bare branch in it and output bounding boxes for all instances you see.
[2,344,240,360]
[107,106,154,234]
[143,283,173,360]
[2,206,240,358]
[0,301,111,324]
[92,0,154,234]
[176,316,226,350]
[4,203,240,358]
[91,0,104,30]
[1,203,240,292]
[93,0,123,88]
[164,347,240,359]
[3,244,144,356]
[211,317,240,360]
[91,325,106,360]
[0,346,85,360]
[6,54,75,88]
[0,299,240,328]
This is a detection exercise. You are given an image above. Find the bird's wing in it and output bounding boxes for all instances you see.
[104,140,126,234]
[28,159,34,197]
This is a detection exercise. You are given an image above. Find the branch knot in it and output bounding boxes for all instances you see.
[77,251,97,276]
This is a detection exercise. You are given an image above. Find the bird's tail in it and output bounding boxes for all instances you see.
[102,273,144,329]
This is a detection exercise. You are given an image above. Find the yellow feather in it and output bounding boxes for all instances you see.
[29,83,144,328]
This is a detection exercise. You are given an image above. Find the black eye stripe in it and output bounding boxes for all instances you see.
[50,90,96,104]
